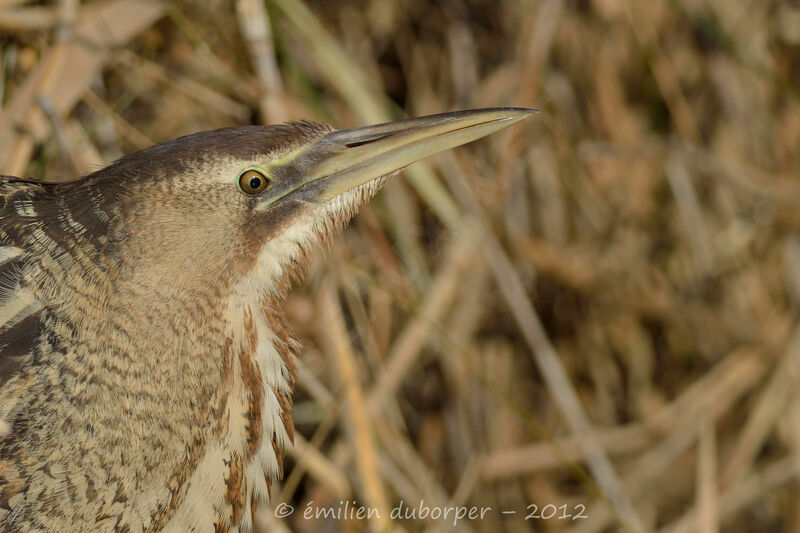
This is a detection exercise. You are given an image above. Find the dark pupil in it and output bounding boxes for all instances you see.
[249,176,262,190]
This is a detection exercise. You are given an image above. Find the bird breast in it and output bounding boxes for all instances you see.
[160,291,298,533]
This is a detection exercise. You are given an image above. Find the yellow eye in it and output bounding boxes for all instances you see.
[239,169,270,195]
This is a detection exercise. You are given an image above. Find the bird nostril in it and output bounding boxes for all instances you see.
[344,134,391,148]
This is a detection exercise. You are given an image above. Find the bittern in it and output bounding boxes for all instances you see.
[0,108,533,531]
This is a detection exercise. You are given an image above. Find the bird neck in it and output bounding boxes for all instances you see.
[4,259,298,530]
[150,288,298,531]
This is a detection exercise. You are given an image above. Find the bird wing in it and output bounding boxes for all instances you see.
[0,173,121,389]
[0,177,48,388]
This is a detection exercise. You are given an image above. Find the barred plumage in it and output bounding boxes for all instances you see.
[0,108,534,532]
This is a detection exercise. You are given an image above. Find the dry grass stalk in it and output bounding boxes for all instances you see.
[320,281,392,532]
[235,0,286,123]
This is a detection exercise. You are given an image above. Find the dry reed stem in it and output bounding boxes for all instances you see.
[480,424,656,480]
[279,405,340,503]
[0,0,38,9]
[696,419,718,533]
[320,280,392,532]
[367,228,476,411]
[720,327,800,488]
[235,0,286,124]
[665,157,714,277]
[114,50,251,121]
[661,453,800,533]
[574,347,775,533]
[439,150,645,533]
[370,418,460,533]
[625,0,700,142]
[37,95,86,175]
[284,432,351,500]
[81,89,153,149]
[0,6,57,31]
[0,0,163,173]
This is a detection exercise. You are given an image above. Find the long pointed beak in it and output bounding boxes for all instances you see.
[255,108,536,209]
[309,107,536,201]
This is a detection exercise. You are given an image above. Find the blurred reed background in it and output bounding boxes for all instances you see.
[1,0,799,531]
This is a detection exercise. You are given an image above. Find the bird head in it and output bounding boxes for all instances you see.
[91,108,535,301]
